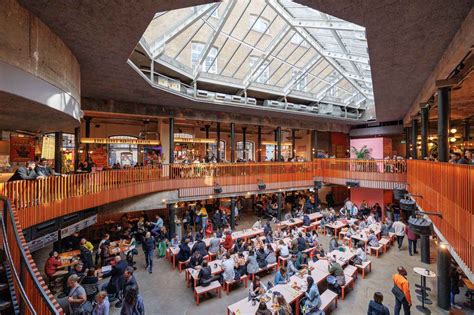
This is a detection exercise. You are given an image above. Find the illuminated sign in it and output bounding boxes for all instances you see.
[60,214,98,238]
[81,138,160,145]
[175,137,216,144]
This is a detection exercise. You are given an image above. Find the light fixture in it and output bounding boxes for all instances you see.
[450,128,457,134]
[209,195,213,199]
[428,136,434,141]
[428,142,433,147]
[88,150,93,154]
[450,137,457,143]
[162,199,166,203]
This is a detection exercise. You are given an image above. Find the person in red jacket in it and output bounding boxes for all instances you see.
[45,251,62,278]
[405,225,419,256]
[223,231,234,252]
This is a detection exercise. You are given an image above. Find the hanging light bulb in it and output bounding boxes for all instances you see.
[450,128,457,134]
[450,137,457,143]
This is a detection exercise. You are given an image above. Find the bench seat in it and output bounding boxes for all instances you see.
[355,261,372,279]
[341,274,355,300]
[224,275,248,295]
[369,244,384,257]
[320,289,338,311]
[379,238,390,252]
[343,265,358,279]
[194,280,222,305]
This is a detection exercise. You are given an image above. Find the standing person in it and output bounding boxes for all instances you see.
[120,285,144,315]
[57,274,87,314]
[405,224,418,256]
[142,232,156,274]
[450,266,462,309]
[92,291,110,315]
[197,205,208,231]
[392,219,406,250]
[367,291,390,315]
[392,267,411,315]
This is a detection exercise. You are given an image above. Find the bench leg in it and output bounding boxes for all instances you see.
[195,292,199,305]
[244,277,248,288]
[342,288,345,300]
[335,296,338,308]
[218,287,221,298]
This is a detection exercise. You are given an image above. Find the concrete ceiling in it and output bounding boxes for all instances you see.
[18,0,472,123]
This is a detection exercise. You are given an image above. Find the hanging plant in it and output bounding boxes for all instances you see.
[350,145,372,159]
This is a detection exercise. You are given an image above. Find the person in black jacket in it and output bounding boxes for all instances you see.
[297,233,307,252]
[80,245,94,270]
[103,256,127,301]
[8,162,45,181]
[198,260,214,287]
[191,236,208,257]
[367,292,390,315]
[189,251,203,268]
[177,239,191,262]
[142,232,156,274]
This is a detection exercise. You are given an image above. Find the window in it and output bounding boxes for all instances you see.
[210,8,219,18]
[209,140,226,161]
[249,15,269,34]
[290,33,309,48]
[237,141,254,161]
[108,136,138,166]
[291,69,307,91]
[249,57,270,84]
[191,42,218,74]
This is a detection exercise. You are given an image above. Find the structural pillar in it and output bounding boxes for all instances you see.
[216,122,221,162]
[230,123,235,162]
[205,124,210,154]
[420,235,430,264]
[311,130,318,160]
[230,197,236,230]
[437,243,451,310]
[169,117,175,163]
[242,127,247,160]
[411,119,418,159]
[291,129,296,159]
[462,119,470,148]
[54,132,63,173]
[437,86,451,162]
[276,127,282,162]
[84,117,91,161]
[168,204,176,240]
[420,106,429,159]
[257,126,262,162]
[74,127,80,171]
[277,192,283,221]
[405,127,411,159]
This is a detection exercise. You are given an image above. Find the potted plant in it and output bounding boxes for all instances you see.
[350,145,372,171]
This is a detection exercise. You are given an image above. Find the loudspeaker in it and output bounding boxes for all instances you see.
[346,181,360,188]
[393,189,408,200]
[408,217,433,236]
[258,183,266,190]
[314,181,322,190]
[400,199,416,212]
[214,187,222,194]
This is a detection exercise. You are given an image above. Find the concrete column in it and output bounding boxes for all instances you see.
[169,117,175,164]
[420,235,430,264]
[311,130,318,160]
[405,127,411,159]
[84,117,91,161]
[437,86,451,162]
[230,197,236,230]
[216,123,221,162]
[242,127,247,160]
[168,204,175,240]
[437,243,451,310]
[230,123,235,163]
[54,131,63,173]
[274,129,278,161]
[257,126,262,162]
[205,124,210,153]
[74,127,80,171]
[276,127,282,162]
[277,192,283,221]
[291,129,296,159]
[411,119,418,159]
[420,106,429,159]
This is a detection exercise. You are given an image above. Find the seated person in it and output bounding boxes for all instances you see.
[274,266,289,285]
[359,218,368,229]
[302,214,311,226]
[198,260,215,287]
[297,233,307,252]
[273,228,284,240]
[252,218,263,229]
[328,236,340,252]
[367,214,376,225]
[44,251,65,281]
[249,276,267,298]
[284,212,293,221]
[221,253,235,282]
[191,236,208,257]
[223,232,234,252]
[263,221,272,236]
[264,244,276,265]
[256,248,268,269]
[346,225,358,237]
[310,244,327,262]
[234,252,247,276]
[170,233,180,249]
[278,240,289,258]
[189,251,204,269]
[328,256,346,286]
[177,239,191,262]
[354,242,367,264]
[367,230,379,247]
[287,255,298,276]
[381,218,393,236]
[216,245,227,261]
[296,252,309,270]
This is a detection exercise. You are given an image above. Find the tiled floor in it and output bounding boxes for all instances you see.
[34,211,472,315]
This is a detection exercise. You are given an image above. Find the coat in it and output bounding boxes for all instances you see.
[177,243,191,262]
[9,167,38,181]
[247,254,259,274]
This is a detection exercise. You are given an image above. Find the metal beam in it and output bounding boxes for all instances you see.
[266,0,372,99]
[243,26,291,89]
[315,75,344,101]
[292,19,365,32]
[282,56,322,95]
[149,3,220,58]
[193,0,236,81]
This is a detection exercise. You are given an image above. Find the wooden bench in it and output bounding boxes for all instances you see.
[194,280,222,305]
[369,244,384,257]
[379,238,390,253]
[320,289,338,312]
[356,261,372,279]
[178,259,190,272]
[343,265,358,279]
[251,263,277,280]
[277,256,289,269]
[224,275,248,295]
[341,274,355,300]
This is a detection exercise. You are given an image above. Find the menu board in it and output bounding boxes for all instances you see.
[10,135,35,162]
[41,136,55,160]
[60,214,97,238]
[26,231,58,252]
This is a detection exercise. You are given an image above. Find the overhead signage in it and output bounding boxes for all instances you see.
[81,138,161,145]
[27,231,58,252]
[175,137,216,144]
[60,214,98,238]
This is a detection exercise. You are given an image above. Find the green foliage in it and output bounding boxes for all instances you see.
[350,145,372,159]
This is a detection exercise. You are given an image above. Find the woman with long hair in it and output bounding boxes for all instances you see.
[302,276,323,315]
[276,294,293,315]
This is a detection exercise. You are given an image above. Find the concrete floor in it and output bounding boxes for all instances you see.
[34,212,473,315]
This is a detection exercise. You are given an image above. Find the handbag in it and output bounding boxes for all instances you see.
[392,285,405,302]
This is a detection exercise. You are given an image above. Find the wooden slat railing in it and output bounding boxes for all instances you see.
[407,160,473,274]
[0,196,62,314]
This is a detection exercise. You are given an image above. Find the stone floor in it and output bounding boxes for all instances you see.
[34,211,473,315]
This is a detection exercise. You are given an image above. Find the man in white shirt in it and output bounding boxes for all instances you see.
[252,218,262,229]
[221,253,235,282]
[392,219,406,250]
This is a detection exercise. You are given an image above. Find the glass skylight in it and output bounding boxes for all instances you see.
[138,0,375,118]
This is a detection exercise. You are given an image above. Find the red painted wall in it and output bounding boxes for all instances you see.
[350,187,393,219]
